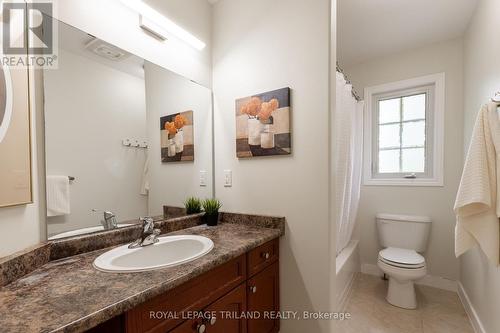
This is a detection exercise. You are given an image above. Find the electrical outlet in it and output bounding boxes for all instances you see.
[199,171,207,187]
[224,170,232,187]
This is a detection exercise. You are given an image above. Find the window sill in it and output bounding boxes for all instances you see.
[364,178,444,187]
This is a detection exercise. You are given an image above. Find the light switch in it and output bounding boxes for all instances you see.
[224,170,232,187]
[199,171,207,187]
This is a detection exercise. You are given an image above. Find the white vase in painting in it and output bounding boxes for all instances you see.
[168,139,176,157]
[260,125,275,149]
[248,118,263,146]
[174,130,184,153]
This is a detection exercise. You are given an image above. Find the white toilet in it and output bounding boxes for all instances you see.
[376,213,432,309]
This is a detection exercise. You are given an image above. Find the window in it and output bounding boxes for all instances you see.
[364,74,444,186]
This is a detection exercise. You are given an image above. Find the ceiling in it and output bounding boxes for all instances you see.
[338,0,479,66]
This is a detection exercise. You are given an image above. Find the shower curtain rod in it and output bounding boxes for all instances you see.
[336,62,362,101]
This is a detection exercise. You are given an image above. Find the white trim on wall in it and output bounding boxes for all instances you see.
[363,73,445,187]
[458,282,486,333]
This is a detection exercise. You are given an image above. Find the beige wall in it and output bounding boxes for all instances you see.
[460,0,500,332]
[212,0,334,332]
[345,38,464,281]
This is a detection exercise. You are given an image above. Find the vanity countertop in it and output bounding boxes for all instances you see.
[0,222,283,333]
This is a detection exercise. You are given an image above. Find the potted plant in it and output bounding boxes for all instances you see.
[184,197,202,215]
[202,198,222,226]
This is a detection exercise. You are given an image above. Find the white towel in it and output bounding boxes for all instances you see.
[140,155,150,196]
[454,102,500,265]
[46,175,71,217]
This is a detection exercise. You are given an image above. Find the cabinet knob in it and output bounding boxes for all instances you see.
[197,324,206,333]
[262,252,270,259]
[209,316,217,325]
[249,286,257,293]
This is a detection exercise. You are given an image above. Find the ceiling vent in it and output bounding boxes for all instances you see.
[84,38,131,62]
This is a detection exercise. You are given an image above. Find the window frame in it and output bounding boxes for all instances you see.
[363,73,445,187]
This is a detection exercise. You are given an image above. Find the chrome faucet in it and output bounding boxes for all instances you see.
[101,211,118,230]
[128,217,160,249]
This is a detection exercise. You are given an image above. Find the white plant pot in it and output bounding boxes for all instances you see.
[248,118,263,146]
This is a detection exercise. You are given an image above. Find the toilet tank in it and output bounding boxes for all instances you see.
[376,214,432,252]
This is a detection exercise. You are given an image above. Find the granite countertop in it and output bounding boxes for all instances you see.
[0,223,282,333]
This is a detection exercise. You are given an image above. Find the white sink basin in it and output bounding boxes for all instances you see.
[93,235,214,273]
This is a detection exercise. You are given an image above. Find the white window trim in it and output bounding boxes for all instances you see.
[363,73,445,187]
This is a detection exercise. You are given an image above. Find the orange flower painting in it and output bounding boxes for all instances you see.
[160,110,194,163]
[235,87,291,158]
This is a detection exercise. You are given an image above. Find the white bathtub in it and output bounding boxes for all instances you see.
[336,240,360,310]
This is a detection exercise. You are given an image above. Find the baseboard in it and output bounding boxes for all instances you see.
[458,282,486,333]
[360,263,457,292]
[361,263,382,277]
[338,272,357,311]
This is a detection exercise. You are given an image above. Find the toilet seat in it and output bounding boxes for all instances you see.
[378,247,425,269]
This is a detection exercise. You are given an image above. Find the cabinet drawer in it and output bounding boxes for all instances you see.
[247,239,279,277]
[126,255,246,333]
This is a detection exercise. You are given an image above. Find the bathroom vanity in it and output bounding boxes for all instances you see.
[0,214,284,333]
[91,238,280,333]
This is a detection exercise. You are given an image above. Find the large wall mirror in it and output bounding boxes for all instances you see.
[44,19,213,240]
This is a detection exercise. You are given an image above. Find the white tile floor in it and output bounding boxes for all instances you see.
[337,273,474,333]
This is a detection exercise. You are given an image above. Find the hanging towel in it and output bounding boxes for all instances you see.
[46,175,71,217]
[454,102,500,265]
[140,154,150,196]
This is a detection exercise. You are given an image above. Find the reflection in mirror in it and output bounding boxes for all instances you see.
[44,19,213,241]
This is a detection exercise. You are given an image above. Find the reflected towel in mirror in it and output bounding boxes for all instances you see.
[46,175,71,217]
[140,155,150,196]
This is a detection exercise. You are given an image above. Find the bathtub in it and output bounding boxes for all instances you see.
[336,240,360,310]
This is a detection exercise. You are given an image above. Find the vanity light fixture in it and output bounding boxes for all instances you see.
[120,0,206,50]
[139,15,168,41]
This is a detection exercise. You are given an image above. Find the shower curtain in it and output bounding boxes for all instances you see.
[335,72,364,255]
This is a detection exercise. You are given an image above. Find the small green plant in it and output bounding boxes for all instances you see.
[202,198,222,216]
[184,197,202,215]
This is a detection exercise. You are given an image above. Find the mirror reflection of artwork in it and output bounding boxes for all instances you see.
[160,110,194,162]
[235,87,291,158]
[0,64,32,207]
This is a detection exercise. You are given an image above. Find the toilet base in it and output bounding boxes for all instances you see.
[386,277,417,309]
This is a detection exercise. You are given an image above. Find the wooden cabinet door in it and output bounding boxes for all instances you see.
[126,256,246,333]
[247,263,279,333]
[168,318,203,333]
[204,284,247,333]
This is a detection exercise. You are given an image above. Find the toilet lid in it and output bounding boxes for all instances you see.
[379,247,425,266]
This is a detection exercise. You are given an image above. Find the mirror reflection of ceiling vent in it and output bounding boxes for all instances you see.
[84,38,131,62]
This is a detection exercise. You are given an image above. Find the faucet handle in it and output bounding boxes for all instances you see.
[104,211,115,220]
[140,216,155,231]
